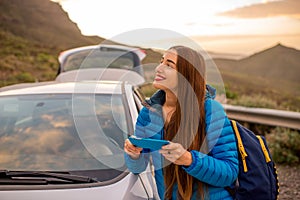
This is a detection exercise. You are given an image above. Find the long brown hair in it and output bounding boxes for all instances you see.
[163,46,207,199]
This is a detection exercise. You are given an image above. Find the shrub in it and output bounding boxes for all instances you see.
[228,94,278,109]
[266,128,300,165]
[37,53,51,63]
[139,83,156,98]
[41,71,56,81]
[225,88,238,99]
[14,72,35,83]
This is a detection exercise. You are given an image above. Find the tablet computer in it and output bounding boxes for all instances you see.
[128,136,169,150]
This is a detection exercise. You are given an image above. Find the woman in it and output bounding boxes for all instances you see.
[124,46,238,199]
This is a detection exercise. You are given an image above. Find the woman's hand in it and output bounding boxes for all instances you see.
[124,138,143,160]
[160,142,193,166]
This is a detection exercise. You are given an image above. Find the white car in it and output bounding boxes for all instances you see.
[56,44,146,85]
[0,81,158,200]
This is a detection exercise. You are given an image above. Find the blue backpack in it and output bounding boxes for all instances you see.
[226,120,280,200]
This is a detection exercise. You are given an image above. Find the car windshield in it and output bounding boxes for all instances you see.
[0,93,129,181]
[62,47,135,72]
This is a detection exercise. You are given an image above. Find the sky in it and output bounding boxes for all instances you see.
[52,0,300,56]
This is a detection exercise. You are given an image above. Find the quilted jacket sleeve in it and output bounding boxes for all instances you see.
[183,99,239,187]
[124,107,151,174]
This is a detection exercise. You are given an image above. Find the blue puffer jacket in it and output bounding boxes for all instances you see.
[125,86,239,199]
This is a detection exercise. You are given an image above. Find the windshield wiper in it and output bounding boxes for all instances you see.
[0,170,97,185]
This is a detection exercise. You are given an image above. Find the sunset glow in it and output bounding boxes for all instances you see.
[52,0,300,54]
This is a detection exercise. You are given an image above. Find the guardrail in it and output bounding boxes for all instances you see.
[223,104,300,130]
[138,83,300,130]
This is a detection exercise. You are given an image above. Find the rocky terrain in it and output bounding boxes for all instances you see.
[276,164,300,199]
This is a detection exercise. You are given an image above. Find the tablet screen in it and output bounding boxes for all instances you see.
[128,136,169,150]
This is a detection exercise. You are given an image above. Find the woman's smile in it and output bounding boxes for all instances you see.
[154,74,166,81]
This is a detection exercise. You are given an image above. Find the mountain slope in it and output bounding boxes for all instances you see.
[0,0,106,86]
[213,43,300,110]
[215,43,300,82]
[0,0,104,49]
[238,44,300,83]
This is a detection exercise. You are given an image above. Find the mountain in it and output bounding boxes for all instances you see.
[241,44,300,83]
[0,0,105,86]
[0,0,104,49]
[215,43,300,82]
[213,43,300,110]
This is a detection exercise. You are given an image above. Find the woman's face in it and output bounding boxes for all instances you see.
[153,49,178,92]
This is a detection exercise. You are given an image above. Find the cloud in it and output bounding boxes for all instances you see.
[184,21,234,28]
[218,0,300,19]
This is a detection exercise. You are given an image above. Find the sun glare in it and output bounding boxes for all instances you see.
[53,0,300,53]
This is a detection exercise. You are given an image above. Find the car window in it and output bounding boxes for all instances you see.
[0,94,129,181]
[62,48,135,72]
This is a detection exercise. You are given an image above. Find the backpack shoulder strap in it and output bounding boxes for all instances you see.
[231,120,248,172]
[256,135,271,163]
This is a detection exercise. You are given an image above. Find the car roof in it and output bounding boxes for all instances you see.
[58,44,146,64]
[0,81,129,96]
[55,68,145,86]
